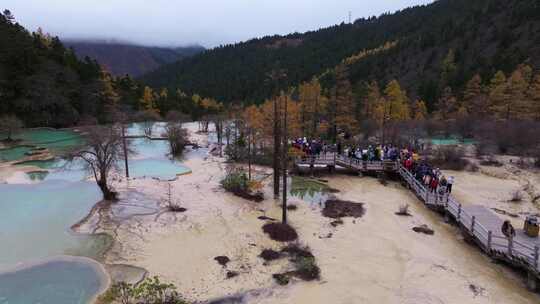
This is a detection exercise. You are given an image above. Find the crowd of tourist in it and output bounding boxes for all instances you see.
[292,138,454,195]
[402,150,454,194]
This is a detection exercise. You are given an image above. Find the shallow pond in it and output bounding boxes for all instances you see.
[0,257,108,304]
[0,123,191,303]
[0,146,32,162]
[0,180,111,270]
[289,176,331,204]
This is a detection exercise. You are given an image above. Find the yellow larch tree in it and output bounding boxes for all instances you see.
[488,71,510,120]
[463,74,488,117]
[528,73,540,121]
[411,100,428,120]
[328,65,357,141]
[435,86,458,121]
[298,78,327,138]
[139,86,159,115]
[383,80,410,121]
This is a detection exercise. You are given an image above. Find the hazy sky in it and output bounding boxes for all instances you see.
[5,0,433,48]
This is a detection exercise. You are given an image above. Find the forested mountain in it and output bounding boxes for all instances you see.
[66,41,204,77]
[141,0,540,110]
[0,11,109,127]
[0,10,218,127]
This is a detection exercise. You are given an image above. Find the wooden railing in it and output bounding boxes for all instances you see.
[295,153,397,172]
[397,163,540,276]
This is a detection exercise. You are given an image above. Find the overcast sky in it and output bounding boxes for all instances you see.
[5,0,433,48]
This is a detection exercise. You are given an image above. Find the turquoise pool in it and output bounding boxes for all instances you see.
[0,124,192,303]
[0,146,32,162]
[0,257,108,304]
[0,128,84,163]
[0,180,110,270]
[128,158,191,180]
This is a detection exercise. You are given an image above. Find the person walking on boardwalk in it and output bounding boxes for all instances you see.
[430,177,439,193]
[501,220,516,238]
[447,176,454,193]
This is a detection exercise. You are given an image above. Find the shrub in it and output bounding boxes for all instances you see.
[103,277,187,304]
[272,273,289,285]
[294,256,321,281]
[430,146,469,170]
[262,222,298,242]
[164,122,189,156]
[220,168,264,202]
[281,244,314,259]
[220,169,249,193]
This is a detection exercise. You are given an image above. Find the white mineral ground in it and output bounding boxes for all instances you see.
[2,124,540,303]
[92,124,540,304]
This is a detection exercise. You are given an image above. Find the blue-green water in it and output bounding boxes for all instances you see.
[430,137,476,146]
[0,128,84,163]
[0,123,192,303]
[0,258,107,304]
[129,158,190,180]
[0,181,109,270]
[0,146,32,162]
[289,176,330,205]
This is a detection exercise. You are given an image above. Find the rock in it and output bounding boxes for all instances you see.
[214,256,230,267]
[226,271,239,279]
[412,224,434,235]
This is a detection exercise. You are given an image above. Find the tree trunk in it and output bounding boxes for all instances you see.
[122,124,129,178]
[282,98,288,224]
[248,129,252,181]
[273,98,281,197]
[97,178,117,201]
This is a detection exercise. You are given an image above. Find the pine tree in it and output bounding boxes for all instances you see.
[441,49,457,87]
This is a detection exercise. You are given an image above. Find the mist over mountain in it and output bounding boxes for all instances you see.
[65,40,205,77]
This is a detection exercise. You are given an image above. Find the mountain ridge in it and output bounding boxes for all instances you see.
[140,0,540,109]
[65,40,205,77]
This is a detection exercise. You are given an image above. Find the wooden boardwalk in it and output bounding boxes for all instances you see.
[295,154,540,288]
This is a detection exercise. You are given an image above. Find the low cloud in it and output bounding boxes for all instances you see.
[5,0,433,48]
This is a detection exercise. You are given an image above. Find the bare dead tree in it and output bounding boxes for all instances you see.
[267,68,287,197]
[281,95,288,224]
[164,122,189,156]
[70,124,131,201]
[211,114,225,157]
